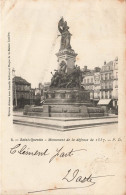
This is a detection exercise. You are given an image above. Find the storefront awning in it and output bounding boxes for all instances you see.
[97,99,111,105]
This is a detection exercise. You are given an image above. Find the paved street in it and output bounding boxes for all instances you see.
[13,123,118,136]
[13,111,118,137]
[13,111,118,131]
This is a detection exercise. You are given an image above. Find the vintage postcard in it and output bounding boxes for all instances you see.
[0,0,126,194]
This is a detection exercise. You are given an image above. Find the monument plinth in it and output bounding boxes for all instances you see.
[43,88,91,117]
[56,49,78,74]
[24,17,105,118]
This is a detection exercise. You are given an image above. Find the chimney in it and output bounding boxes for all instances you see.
[115,57,118,61]
[94,67,101,72]
[83,66,87,71]
[104,61,106,65]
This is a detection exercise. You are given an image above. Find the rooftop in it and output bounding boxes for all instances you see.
[13,76,30,85]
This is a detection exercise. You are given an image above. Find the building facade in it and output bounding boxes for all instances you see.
[13,76,31,108]
[100,61,113,100]
[99,58,118,110]
[82,72,94,101]
[82,67,101,104]
[82,58,118,111]
[94,71,101,103]
[112,57,118,109]
[30,88,36,105]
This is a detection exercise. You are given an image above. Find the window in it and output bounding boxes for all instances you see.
[107,82,109,89]
[109,73,112,79]
[110,65,113,70]
[87,79,89,83]
[91,78,93,83]
[101,74,105,80]
[101,91,103,99]
[98,92,100,98]
[105,73,108,80]
[105,91,108,99]
[105,82,107,89]
[109,82,113,89]
[101,83,105,89]
[109,91,112,98]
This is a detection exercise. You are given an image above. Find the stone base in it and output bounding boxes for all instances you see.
[24,89,105,118]
[24,103,105,118]
[13,115,118,131]
[42,103,104,117]
[43,106,89,117]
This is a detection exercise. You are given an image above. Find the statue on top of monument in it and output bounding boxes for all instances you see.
[50,18,83,89]
[58,17,72,50]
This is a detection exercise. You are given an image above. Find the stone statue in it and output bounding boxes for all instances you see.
[50,65,83,89]
[50,18,83,89]
[58,17,72,50]
[59,61,67,73]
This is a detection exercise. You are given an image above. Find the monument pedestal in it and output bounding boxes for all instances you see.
[43,88,91,117]
[24,88,105,118]
[24,88,104,118]
[56,49,77,73]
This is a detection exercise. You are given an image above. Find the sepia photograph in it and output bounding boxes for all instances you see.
[12,11,118,132]
[1,0,125,195]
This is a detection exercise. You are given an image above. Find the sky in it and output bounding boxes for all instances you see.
[2,0,125,88]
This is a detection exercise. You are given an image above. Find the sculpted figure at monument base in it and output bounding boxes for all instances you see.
[50,65,83,89]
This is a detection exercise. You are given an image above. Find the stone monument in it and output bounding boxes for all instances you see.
[24,18,104,118]
[41,18,104,117]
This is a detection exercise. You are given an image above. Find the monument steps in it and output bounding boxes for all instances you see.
[13,115,118,131]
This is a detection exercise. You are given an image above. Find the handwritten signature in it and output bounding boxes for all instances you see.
[10,144,87,163]
[28,168,115,193]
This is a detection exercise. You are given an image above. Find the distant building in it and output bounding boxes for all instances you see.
[43,82,51,91]
[30,88,36,105]
[94,70,101,104]
[38,82,44,90]
[100,61,113,100]
[82,67,101,104]
[82,59,118,112]
[35,88,42,96]
[13,76,31,108]
[112,57,118,109]
[82,66,91,76]
[98,58,118,111]
[82,72,94,102]
[33,83,45,106]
